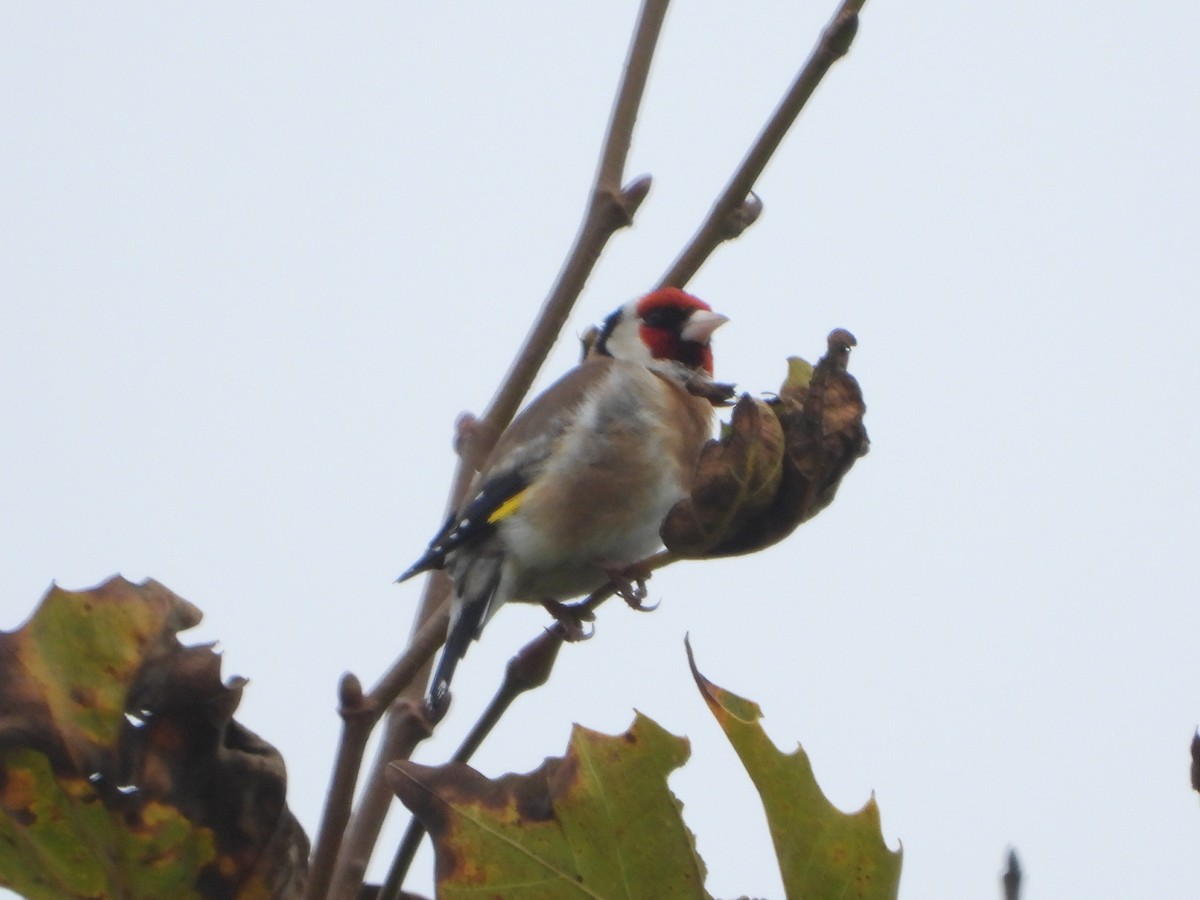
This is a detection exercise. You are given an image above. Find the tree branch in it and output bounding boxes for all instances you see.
[479,0,668,436]
[317,0,870,893]
[658,0,864,289]
[303,602,449,900]
[316,3,672,896]
[376,628,564,900]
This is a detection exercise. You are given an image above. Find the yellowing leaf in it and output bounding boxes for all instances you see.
[781,355,814,395]
[0,577,308,899]
[687,640,901,899]
[389,715,708,900]
[392,644,903,899]
[0,747,213,900]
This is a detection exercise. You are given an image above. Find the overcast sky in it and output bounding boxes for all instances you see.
[3,4,1199,898]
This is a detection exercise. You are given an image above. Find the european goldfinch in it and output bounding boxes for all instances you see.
[399,287,729,704]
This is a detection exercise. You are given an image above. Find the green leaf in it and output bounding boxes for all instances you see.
[781,355,814,394]
[687,640,902,899]
[389,715,708,900]
[392,643,902,899]
[0,747,213,900]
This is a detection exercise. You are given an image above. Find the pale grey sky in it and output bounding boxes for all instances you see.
[3,4,1199,898]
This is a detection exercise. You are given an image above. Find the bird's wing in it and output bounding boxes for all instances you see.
[397,357,617,582]
[395,466,528,582]
[480,355,615,472]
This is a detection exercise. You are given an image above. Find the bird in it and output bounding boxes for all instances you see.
[398,287,729,706]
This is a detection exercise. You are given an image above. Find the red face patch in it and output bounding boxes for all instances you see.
[636,287,717,374]
[634,287,712,319]
[638,324,715,374]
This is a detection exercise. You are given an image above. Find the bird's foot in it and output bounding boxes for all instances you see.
[541,599,595,642]
[606,566,658,612]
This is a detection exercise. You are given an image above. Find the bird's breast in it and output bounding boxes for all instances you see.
[499,362,713,602]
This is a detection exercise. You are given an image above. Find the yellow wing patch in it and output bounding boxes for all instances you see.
[487,488,527,524]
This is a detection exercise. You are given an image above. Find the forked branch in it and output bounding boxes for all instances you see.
[310,3,672,898]
[313,1,870,896]
[303,601,449,900]
[659,0,864,289]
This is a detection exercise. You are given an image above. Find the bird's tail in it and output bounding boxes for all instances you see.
[428,598,485,708]
[427,560,502,707]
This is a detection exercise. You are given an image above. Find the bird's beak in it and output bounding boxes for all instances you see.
[682,310,729,344]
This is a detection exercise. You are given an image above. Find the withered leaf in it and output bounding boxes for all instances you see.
[663,329,868,558]
[661,394,785,558]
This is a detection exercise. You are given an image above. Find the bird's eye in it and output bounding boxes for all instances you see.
[642,310,667,328]
[642,308,679,329]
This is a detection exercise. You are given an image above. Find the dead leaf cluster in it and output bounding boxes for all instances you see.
[662,328,869,558]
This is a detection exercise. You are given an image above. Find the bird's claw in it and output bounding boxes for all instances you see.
[542,599,596,642]
[606,569,657,612]
[633,595,659,612]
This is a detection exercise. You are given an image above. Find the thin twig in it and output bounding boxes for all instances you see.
[324,589,455,899]
[328,702,434,899]
[303,603,449,900]
[318,3,672,897]
[1002,848,1022,900]
[479,0,668,437]
[1191,730,1200,795]
[658,0,864,289]
[377,550,676,896]
[377,628,564,900]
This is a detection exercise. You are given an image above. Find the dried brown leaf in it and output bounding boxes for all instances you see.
[661,395,785,557]
[663,329,868,558]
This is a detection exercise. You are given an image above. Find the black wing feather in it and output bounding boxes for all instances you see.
[396,467,529,582]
